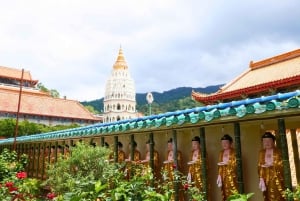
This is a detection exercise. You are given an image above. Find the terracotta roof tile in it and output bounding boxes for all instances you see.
[0,88,99,121]
[0,66,37,83]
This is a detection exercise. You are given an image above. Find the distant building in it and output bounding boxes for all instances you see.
[103,48,137,123]
[0,66,101,126]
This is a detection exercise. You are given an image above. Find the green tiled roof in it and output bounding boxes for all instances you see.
[1,90,300,144]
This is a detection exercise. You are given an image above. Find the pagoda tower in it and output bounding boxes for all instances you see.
[103,48,137,123]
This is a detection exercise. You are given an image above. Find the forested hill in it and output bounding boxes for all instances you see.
[136,85,223,105]
[81,84,223,115]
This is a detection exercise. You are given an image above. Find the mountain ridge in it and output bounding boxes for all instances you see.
[81,84,223,114]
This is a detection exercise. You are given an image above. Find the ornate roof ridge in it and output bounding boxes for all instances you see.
[192,75,300,104]
[249,49,300,70]
[2,90,299,143]
[0,65,38,84]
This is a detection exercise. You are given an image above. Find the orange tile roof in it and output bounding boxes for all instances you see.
[192,49,300,104]
[0,66,38,84]
[0,88,99,121]
[0,83,50,97]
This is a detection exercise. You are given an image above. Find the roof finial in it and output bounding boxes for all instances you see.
[113,45,128,70]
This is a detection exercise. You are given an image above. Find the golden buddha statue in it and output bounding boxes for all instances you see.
[117,141,126,163]
[49,145,56,164]
[163,138,183,201]
[217,134,238,201]
[258,132,285,201]
[187,136,203,191]
[125,141,141,162]
[125,141,141,179]
[108,141,126,163]
[63,144,70,159]
[163,138,183,178]
[140,140,160,178]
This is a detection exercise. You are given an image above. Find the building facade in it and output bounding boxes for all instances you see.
[103,48,137,123]
[0,66,101,126]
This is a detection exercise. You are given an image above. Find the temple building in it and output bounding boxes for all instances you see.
[103,48,137,123]
[192,49,300,104]
[192,49,300,187]
[0,66,101,126]
[1,49,300,201]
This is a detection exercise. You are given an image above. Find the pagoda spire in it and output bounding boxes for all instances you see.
[113,47,128,70]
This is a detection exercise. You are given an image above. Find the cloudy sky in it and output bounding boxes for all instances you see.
[1,0,300,101]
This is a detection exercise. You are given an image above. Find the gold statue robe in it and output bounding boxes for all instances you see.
[188,150,203,191]
[163,150,183,201]
[258,148,285,201]
[141,150,160,178]
[163,150,183,180]
[125,150,141,179]
[132,150,141,162]
[117,150,126,163]
[218,148,238,201]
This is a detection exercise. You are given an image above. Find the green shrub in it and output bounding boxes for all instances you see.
[44,142,205,201]
[227,191,254,201]
[0,148,41,201]
[285,186,300,200]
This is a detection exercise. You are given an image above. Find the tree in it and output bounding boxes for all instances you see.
[0,119,80,138]
[0,119,15,137]
[37,83,49,93]
[37,83,60,98]
[50,89,60,98]
[84,105,100,114]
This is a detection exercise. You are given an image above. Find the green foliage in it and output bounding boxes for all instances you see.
[285,186,300,200]
[37,82,60,98]
[81,99,103,114]
[44,142,205,201]
[0,119,15,137]
[49,89,60,98]
[0,148,42,201]
[0,148,27,180]
[138,97,204,116]
[37,83,49,93]
[0,119,80,138]
[227,191,254,201]
[44,142,112,200]
[84,105,100,114]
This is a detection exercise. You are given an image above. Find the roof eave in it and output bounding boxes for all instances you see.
[192,75,300,104]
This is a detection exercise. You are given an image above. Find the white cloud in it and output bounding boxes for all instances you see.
[0,0,300,101]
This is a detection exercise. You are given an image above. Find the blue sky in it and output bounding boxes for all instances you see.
[1,0,300,101]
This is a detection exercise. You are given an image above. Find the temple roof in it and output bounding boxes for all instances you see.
[192,49,300,104]
[0,87,100,121]
[0,66,38,85]
[1,89,299,144]
[113,48,128,70]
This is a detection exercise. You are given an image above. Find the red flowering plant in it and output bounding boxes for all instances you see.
[0,148,42,201]
[46,192,56,200]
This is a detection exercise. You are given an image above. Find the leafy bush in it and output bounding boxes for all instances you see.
[0,148,42,201]
[227,191,254,201]
[285,186,300,200]
[44,142,205,201]
[227,192,254,201]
